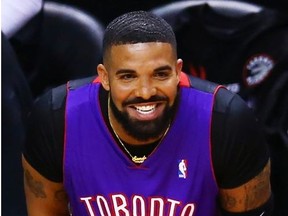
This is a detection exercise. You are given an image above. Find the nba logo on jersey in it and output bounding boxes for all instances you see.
[178,159,188,179]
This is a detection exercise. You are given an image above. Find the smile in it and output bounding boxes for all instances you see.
[135,105,156,114]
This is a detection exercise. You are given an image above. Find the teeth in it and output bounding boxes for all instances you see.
[135,105,156,114]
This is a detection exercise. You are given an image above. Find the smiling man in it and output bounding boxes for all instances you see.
[98,42,180,144]
[23,11,273,216]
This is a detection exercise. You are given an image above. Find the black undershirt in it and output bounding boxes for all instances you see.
[24,83,269,189]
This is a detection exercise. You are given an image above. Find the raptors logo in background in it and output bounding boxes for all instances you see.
[243,54,274,87]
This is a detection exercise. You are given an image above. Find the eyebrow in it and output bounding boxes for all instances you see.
[154,65,173,72]
[115,69,136,75]
[115,65,173,75]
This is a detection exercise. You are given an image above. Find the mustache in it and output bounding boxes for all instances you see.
[122,95,169,106]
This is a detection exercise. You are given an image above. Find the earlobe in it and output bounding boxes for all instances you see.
[97,64,110,91]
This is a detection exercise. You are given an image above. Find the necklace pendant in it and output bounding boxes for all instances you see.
[132,155,147,164]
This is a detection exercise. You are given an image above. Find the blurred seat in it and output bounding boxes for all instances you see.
[151,0,287,88]
[39,0,176,25]
[2,2,105,215]
[151,1,288,215]
[11,1,105,97]
[2,32,33,216]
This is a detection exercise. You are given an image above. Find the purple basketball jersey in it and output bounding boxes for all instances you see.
[64,83,219,216]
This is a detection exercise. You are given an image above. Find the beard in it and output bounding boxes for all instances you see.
[109,94,178,142]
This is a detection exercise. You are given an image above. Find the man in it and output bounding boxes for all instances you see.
[23,11,273,215]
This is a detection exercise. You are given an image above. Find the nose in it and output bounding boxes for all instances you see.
[134,78,157,100]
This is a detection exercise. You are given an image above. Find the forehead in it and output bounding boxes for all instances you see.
[106,42,175,68]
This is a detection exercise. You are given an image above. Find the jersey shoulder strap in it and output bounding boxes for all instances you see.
[52,75,97,110]
[68,75,98,90]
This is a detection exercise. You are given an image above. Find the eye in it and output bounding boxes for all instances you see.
[119,73,137,81]
[154,71,170,80]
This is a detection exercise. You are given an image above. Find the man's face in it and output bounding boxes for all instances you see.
[98,42,183,141]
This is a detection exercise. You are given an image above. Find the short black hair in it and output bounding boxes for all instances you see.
[103,10,177,59]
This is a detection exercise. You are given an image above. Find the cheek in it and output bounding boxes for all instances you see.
[110,86,130,110]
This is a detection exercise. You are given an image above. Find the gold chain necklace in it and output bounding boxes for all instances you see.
[108,96,170,164]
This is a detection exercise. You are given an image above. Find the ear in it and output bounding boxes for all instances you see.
[97,64,110,91]
[176,59,183,83]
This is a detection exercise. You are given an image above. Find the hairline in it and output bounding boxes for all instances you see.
[103,42,177,65]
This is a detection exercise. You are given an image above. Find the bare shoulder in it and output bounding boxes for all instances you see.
[22,155,70,216]
[219,160,271,213]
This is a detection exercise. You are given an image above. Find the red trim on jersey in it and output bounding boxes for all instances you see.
[93,76,101,83]
[209,84,225,186]
[179,72,191,87]
[63,82,70,184]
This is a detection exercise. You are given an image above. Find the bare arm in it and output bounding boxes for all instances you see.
[22,155,70,216]
[219,160,271,213]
